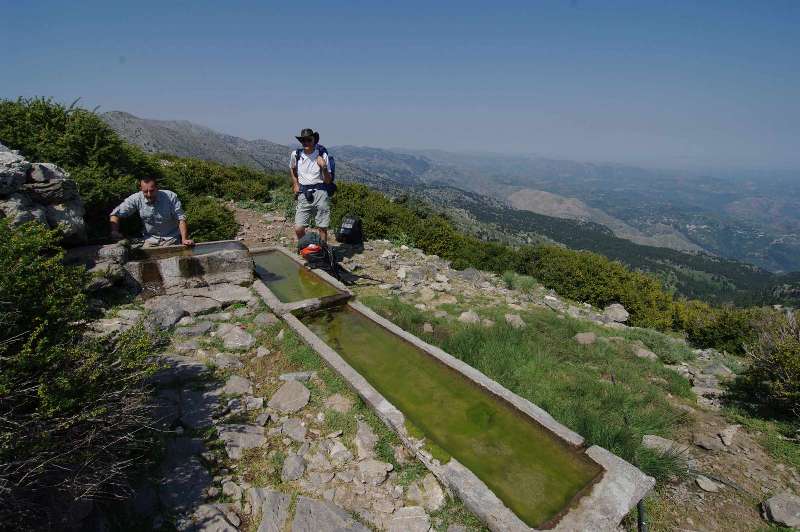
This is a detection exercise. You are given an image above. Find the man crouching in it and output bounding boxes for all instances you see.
[290,128,333,242]
[109,176,194,247]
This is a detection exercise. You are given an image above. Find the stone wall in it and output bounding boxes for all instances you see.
[0,142,87,244]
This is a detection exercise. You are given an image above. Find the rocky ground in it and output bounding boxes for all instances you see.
[78,203,800,532]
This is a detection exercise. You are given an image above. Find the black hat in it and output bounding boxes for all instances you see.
[295,128,320,143]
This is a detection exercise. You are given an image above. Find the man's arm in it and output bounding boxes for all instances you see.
[290,152,300,194]
[170,194,193,246]
[318,154,332,184]
[109,194,137,240]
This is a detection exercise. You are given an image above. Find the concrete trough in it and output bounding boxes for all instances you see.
[249,246,351,315]
[250,254,654,531]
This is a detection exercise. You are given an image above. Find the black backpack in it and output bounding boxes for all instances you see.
[337,215,363,245]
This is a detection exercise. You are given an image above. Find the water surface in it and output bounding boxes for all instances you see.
[304,306,602,528]
[252,250,340,302]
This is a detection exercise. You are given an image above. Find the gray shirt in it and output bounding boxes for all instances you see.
[110,189,186,239]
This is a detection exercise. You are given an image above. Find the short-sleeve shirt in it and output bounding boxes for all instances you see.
[110,189,186,239]
[290,148,331,186]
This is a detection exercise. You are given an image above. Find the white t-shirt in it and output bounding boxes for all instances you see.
[290,148,331,186]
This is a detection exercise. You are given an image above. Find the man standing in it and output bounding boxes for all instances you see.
[290,128,333,242]
[109,176,194,247]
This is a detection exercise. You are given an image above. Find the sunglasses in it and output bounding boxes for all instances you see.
[301,137,314,144]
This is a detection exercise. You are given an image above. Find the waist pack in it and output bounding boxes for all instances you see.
[295,144,336,196]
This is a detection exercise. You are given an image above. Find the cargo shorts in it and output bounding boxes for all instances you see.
[294,188,331,229]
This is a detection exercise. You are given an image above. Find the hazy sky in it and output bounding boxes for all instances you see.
[3,0,799,171]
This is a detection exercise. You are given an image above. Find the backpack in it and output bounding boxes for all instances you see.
[297,232,341,279]
[336,214,363,245]
[295,144,336,194]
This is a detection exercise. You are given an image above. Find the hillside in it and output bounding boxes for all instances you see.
[101,112,799,306]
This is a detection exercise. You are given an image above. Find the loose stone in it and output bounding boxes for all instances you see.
[574,332,597,345]
[268,380,311,413]
[282,453,306,481]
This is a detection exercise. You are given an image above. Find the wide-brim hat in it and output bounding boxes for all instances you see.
[296,128,319,143]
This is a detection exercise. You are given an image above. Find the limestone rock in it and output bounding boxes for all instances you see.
[504,313,526,329]
[603,303,629,323]
[223,375,253,396]
[222,480,243,501]
[282,453,306,481]
[180,387,221,430]
[23,178,80,204]
[405,473,445,512]
[254,311,280,326]
[355,420,378,460]
[159,455,211,514]
[422,322,434,333]
[217,323,256,351]
[0,150,30,195]
[357,459,393,486]
[218,424,266,460]
[268,380,310,413]
[574,332,597,345]
[291,496,369,532]
[695,475,722,493]
[279,371,316,383]
[634,346,658,361]
[282,418,307,442]
[693,432,725,452]
[175,320,213,337]
[28,162,68,183]
[762,491,800,528]
[150,355,209,386]
[457,310,480,324]
[190,504,240,532]
[642,435,691,457]
[144,296,189,330]
[387,506,430,532]
[719,425,739,447]
[248,488,291,532]
[0,193,47,225]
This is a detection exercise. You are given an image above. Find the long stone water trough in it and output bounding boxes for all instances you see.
[250,246,655,531]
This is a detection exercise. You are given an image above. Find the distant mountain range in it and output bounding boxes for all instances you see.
[101,111,800,305]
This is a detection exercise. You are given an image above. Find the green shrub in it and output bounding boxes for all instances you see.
[0,220,157,525]
[158,155,283,202]
[672,299,760,354]
[185,196,239,242]
[733,311,800,418]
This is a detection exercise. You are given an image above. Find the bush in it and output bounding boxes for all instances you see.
[0,220,157,526]
[185,196,239,242]
[158,155,283,202]
[672,299,760,354]
[734,311,800,418]
[529,245,674,330]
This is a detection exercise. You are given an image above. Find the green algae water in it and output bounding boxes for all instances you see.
[252,250,339,303]
[304,306,602,528]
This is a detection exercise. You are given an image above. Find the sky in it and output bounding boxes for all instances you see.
[3,0,799,171]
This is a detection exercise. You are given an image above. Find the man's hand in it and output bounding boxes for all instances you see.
[316,155,326,169]
[292,182,300,194]
[182,238,195,247]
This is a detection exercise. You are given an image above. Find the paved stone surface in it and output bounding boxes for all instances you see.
[179,387,221,430]
[574,332,597,345]
[217,323,256,351]
[159,455,211,514]
[150,355,210,386]
[762,491,800,528]
[268,380,310,413]
[218,424,266,460]
[387,506,430,532]
[145,296,188,330]
[406,473,445,512]
[291,496,369,532]
[281,453,306,481]
[248,488,291,532]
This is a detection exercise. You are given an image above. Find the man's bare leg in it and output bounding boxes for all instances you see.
[295,226,306,240]
[317,228,327,242]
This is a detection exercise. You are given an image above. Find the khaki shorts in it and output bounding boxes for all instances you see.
[294,189,331,228]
